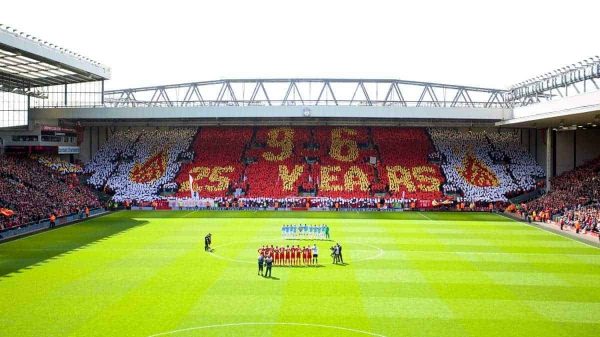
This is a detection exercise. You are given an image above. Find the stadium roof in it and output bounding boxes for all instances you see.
[103,78,509,108]
[0,24,110,90]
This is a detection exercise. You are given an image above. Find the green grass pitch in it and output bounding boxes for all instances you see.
[0,210,598,337]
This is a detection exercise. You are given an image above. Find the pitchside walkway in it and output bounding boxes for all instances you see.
[532,220,600,247]
[502,212,600,248]
[0,208,108,243]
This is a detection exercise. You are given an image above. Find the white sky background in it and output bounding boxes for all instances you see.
[2,0,599,90]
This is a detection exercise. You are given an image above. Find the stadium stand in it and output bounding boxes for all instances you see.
[31,154,84,175]
[244,127,312,198]
[555,203,600,234]
[525,156,600,226]
[311,127,377,198]
[0,155,100,229]
[429,128,543,202]
[372,128,444,201]
[84,126,545,205]
[175,127,252,198]
[86,128,196,201]
[485,131,545,189]
[85,128,144,188]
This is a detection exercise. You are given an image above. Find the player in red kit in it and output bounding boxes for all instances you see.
[278,247,284,266]
[268,245,274,258]
[273,246,279,265]
[285,245,291,266]
[294,245,300,266]
[302,247,306,265]
[292,245,299,265]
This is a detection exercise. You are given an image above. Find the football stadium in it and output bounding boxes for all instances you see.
[1,8,600,337]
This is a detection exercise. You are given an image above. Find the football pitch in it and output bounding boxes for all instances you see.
[0,210,598,337]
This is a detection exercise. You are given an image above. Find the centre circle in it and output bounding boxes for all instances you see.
[148,322,387,337]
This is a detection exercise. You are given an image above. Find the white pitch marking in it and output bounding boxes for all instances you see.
[498,214,599,249]
[147,322,387,337]
[522,222,600,250]
[182,210,198,218]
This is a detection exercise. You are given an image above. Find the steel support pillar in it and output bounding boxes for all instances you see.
[545,127,553,191]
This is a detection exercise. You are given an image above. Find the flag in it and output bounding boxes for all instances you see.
[188,174,194,199]
[0,208,15,217]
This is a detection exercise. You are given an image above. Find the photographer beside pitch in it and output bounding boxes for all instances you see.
[264,254,273,278]
[331,243,343,264]
[204,233,212,252]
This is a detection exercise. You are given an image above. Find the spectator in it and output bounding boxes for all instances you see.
[0,155,100,229]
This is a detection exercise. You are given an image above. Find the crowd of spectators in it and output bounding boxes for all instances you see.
[85,128,196,201]
[0,155,100,230]
[429,128,543,202]
[525,156,600,228]
[245,127,421,199]
[168,196,415,210]
[556,203,599,234]
[85,128,143,187]
[244,127,310,197]
[373,127,444,200]
[175,127,252,198]
[82,126,544,206]
[31,154,84,174]
[486,131,545,187]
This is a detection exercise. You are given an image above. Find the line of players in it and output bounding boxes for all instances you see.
[258,244,319,266]
[281,224,330,240]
